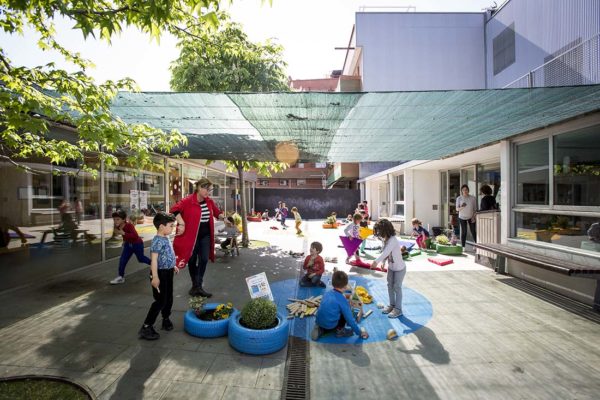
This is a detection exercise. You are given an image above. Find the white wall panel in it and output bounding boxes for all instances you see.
[356,12,486,91]
[487,0,600,88]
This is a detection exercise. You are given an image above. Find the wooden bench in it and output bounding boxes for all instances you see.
[471,242,600,310]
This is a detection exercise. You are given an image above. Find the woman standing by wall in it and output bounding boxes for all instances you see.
[456,184,477,247]
[170,178,224,297]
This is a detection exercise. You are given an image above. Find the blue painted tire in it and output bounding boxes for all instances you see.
[228,312,289,355]
[184,303,235,338]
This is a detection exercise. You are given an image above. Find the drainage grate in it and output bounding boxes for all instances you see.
[500,278,600,324]
[281,336,310,400]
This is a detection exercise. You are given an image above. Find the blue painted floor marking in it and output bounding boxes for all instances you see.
[270,275,433,344]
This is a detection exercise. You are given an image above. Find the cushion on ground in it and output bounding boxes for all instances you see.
[350,259,387,272]
[397,240,415,251]
[428,256,454,266]
[436,244,463,255]
[409,249,421,256]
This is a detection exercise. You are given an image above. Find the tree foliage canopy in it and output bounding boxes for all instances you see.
[0,0,224,172]
[170,13,289,92]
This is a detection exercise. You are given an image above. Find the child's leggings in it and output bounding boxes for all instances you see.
[416,234,427,249]
[119,242,150,277]
[387,268,406,312]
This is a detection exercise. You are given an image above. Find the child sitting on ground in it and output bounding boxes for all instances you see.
[218,216,240,252]
[300,241,326,287]
[311,270,369,340]
[411,218,430,249]
[139,212,179,340]
[343,213,363,264]
[261,209,270,221]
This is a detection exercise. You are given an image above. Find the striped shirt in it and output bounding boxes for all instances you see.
[200,201,210,222]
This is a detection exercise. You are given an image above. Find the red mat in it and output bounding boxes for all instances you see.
[428,257,454,266]
[350,259,387,272]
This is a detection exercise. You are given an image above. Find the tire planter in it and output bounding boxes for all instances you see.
[228,312,289,355]
[436,244,463,255]
[322,223,336,229]
[184,303,236,338]
[247,216,262,222]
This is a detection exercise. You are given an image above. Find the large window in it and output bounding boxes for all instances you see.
[393,175,404,216]
[515,212,599,253]
[493,23,516,75]
[516,138,549,205]
[513,126,600,254]
[553,127,600,206]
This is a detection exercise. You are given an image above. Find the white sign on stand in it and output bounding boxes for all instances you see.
[129,190,139,211]
[139,190,148,210]
[245,272,274,301]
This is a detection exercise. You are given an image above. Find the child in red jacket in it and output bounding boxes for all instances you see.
[110,210,150,284]
[300,241,326,288]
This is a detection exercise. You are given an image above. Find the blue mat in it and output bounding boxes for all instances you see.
[270,275,433,344]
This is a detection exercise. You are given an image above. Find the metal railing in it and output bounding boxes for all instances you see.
[503,32,600,88]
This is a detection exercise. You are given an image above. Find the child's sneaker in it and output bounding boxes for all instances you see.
[162,318,174,331]
[110,276,125,285]
[138,325,160,340]
[388,309,403,319]
[335,327,354,338]
[311,325,324,341]
[382,305,394,314]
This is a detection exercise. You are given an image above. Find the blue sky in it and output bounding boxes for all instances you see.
[1,0,495,91]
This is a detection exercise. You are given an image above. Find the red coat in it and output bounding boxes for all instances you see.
[303,255,325,276]
[170,194,222,269]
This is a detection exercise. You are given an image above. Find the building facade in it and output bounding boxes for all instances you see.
[356,0,600,306]
[0,125,255,291]
[256,162,328,190]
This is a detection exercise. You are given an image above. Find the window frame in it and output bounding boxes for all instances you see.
[279,179,288,187]
[392,174,405,217]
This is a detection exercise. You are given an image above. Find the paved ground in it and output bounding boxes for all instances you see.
[0,220,599,399]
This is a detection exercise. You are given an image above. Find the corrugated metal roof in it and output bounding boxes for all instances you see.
[110,86,600,162]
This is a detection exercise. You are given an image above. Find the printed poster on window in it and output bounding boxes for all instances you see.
[139,191,148,210]
[129,190,139,211]
[245,272,274,301]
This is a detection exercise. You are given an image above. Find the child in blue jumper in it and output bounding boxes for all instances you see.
[311,271,369,340]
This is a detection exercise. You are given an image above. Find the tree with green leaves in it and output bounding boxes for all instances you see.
[170,13,289,247]
[0,0,225,173]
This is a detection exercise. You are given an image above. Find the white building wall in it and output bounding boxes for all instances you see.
[487,0,600,88]
[412,170,441,233]
[356,12,486,91]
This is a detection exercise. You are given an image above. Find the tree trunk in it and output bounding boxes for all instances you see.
[236,163,250,247]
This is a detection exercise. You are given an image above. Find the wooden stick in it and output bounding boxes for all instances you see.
[363,310,373,319]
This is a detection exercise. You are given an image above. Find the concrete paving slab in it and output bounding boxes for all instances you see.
[159,381,225,400]
[255,357,286,390]
[220,386,281,400]
[202,354,263,388]
[152,349,217,384]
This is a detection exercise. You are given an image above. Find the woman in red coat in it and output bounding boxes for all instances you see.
[170,178,224,297]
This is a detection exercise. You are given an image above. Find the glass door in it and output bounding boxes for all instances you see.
[460,165,477,197]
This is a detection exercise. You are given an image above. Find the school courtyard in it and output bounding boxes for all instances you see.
[0,219,598,400]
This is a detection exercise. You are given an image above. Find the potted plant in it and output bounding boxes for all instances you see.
[184,296,236,338]
[435,234,463,255]
[228,297,289,355]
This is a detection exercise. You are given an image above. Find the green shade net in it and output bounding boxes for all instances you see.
[110,86,600,162]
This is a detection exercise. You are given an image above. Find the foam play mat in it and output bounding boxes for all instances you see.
[270,275,433,344]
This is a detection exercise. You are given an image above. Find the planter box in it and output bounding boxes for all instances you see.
[436,244,463,255]
[184,303,236,338]
[247,216,262,222]
[228,312,289,355]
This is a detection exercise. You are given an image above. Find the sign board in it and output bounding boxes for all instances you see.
[245,272,274,301]
[129,190,139,211]
[139,190,148,210]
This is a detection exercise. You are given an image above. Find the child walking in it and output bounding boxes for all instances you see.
[311,270,369,341]
[300,241,325,287]
[371,219,407,319]
[411,218,430,249]
[139,212,179,340]
[280,202,289,229]
[291,207,302,235]
[110,210,150,284]
[343,213,363,264]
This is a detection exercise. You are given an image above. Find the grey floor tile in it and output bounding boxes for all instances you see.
[159,381,225,400]
[221,386,280,400]
[255,358,286,390]
[202,355,262,388]
[153,349,217,384]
